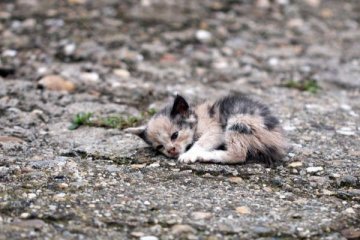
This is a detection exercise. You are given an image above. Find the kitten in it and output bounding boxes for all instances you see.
[125,94,287,165]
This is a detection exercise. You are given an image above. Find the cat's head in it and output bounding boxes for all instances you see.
[125,95,196,158]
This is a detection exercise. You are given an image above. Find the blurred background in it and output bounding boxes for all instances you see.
[1,0,359,107]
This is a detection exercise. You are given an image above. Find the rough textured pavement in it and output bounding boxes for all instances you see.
[0,0,359,239]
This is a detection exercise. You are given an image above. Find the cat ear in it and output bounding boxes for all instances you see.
[124,126,147,141]
[171,95,189,118]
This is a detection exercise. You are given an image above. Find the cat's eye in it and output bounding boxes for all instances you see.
[156,145,163,151]
[171,131,179,141]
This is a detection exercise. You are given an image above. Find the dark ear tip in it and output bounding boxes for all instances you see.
[175,94,185,100]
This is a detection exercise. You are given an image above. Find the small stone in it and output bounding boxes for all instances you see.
[2,49,17,57]
[81,72,100,82]
[212,59,229,69]
[271,177,283,187]
[49,205,57,211]
[195,30,212,43]
[252,226,272,235]
[23,18,36,29]
[323,189,335,196]
[131,164,146,169]
[288,161,303,168]
[235,206,251,215]
[336,127,356,136]
[287,18,304,28]
[58,183,68,189]
[27,193,36,200]
[340,175,358,187]
[68,0,87,4]
[341,228,360,240]
[305,0,321,7]
[171,224,196,235]
[256,0,270,8]
[263,186,273,192]
[113,69,130,78]
[228,177,243,184]
[0,136,24,143]
[344,208,355,215]
[131,232,145,237]
[306,166,323,173]
[148,162,160,168]
[160,53,177,63]
[38,75,76,92]
[331,173,341,178]
[53,193,66,201]
[12,219,46,230]
[268,57,279,66]
[140,236,159,240]
[64,43,76,55]
[191,212,212,220]
[20,212,30,218]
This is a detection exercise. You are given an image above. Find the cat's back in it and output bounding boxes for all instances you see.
[209,95,279,130]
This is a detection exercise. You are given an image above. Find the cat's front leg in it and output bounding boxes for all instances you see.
[179,130,223,163]
[178,145,208,163]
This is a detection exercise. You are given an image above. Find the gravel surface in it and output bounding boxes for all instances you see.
[1,0,359,239]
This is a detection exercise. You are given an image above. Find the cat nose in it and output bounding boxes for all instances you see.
[167,147,177,155]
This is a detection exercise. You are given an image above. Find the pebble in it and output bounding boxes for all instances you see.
[252,226,272,235]
[113,69,130,78]
[271,177,283,187]
[64,43,76,55]
[131,164,146,169]
[305,0,321,7]
[287,18,304,28]
[288,161,303,168]
[340,175,358,187]
[140,236,158,240]
[53,193,66,201]
[49,205,57,211]
[171,224,196,235]
[228,177,243,184]
[235,206,251,215]
[12,219,46,230]
[148,162,160,168]
[336,127,356,136]
[38,75,76,92]
[58,183,68,189]
[306,166,323,173]
[343,207,355,215]
[323,189,335,196]
[268,57,279,66]
[131,232,145,237]
[68,0,87,4]
[195,30,212,43]
[20,212,30,218]
[0,136,24,143]
[2,49,17,57]
[191,211,212,220]
[80,72,100,82]
[27,193,36,200]
[341,228,360,240]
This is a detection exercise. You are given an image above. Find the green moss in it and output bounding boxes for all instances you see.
[68,112,93,130]
[284,79,320,93]
[68,108,157,130]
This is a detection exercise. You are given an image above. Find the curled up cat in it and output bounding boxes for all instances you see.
[125,94,287,166]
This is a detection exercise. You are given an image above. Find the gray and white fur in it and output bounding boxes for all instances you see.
[125,94,287,165]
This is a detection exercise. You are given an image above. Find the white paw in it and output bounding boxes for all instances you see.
[178,151,198,163]
[178,146,205,164]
